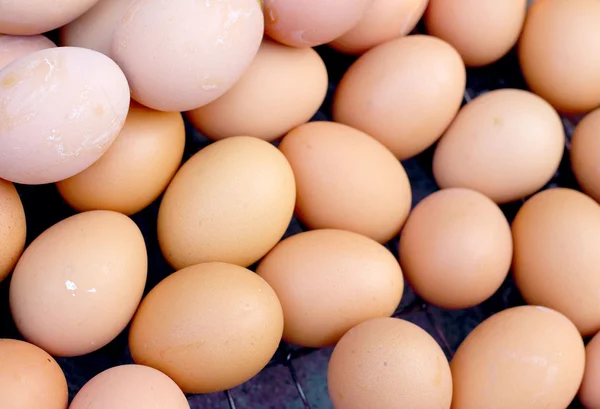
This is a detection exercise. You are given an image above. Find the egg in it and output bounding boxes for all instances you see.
[0,46,130,185]
[129,262,284,394]
[0,34,56,70]
[158,136,295,269]
[69,364,189,409]
[451,305,585,409]
[0,179,26,283]
[110,0,264,112]
[328,317,452,409]
[399,188,512,309]
[185,39,328,142]
[329,0,428,55]
[579,331,600,408]
[333,34,465,160]
[0,0,100,35]
[263,0,373,48]
[56,101,185,216]
[512,188,600,336]
[256,229,403,348]
[279,121,412,243]
[519,0,600,114]
[9,210,147,357]
[570,108,600,204]
[432,89,565,203]
[0,339,68,409]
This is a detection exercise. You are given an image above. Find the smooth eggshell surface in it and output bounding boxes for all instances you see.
[451,306,585,409]
[0,179,26,283]
[0,339,68,409]
[0,46,130,185]
[333,35,466,160]
[579,331,600,408]
[0,34,56,70]
[328,317,453,409]
[570,108,600,204]
[9,210,148,357]
[111,0,264,112]
[129,262,284,394]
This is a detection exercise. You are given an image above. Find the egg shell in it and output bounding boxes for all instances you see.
[570,108,600,204]
[9,210,148,357]
[69,364,189,409]
[256,229,403,348]
[333,34,466,160]
[0,179,26,283]
[451,305,585,409]
[328,317,452,409]
[263,0,373,48]
[329,0,428,55]
[129,262,284,394]
[110,0,264,112]
[0,46,130,185]
[279,121,411,243]
[432,89,565,204]
[0,34,56,71]
[579,331,600,408]
[0,339,68,409]
[519,0,600,114]
[56,101,185,216]
[185,38,328,142]
[512,188,600,336]
[399,188,512,309]
[157,136,295,269]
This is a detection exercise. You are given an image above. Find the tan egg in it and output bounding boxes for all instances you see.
[328,317,452,409]
[279,122,411,243]
[579,332,600,408]
[0,34,56,70]
[0,46,130,185]
[263,0,373,48]
[399,188,512,309]
[0,339,68,409]
[571,108,600,204]
[329,0,428,55]
[129,262,284,394]
[185,39,328,142]
[69,365,189,409]
[433,89,564,204]
[0,0,100,35]
[111,0,263,112]
[60,0,136,56]
[512,188,600,336]
[9,210,147,357]
[256,229,403,348]
[0,179,26,283]
[451,306,585,409]
[158,136,295,269]
[56,101,185,216]
[519,0,600,114]
[333,34,465,160]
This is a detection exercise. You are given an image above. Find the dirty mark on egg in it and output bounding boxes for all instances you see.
[65,280,78,296]
[215,2,254,46]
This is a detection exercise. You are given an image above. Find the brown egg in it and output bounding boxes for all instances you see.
[257,229,403,348]
[0,0,100,35]
[129,262,284,394]
[433,89,565,204]
[158,136,295,269]
[328,317,452,409]
[10,210,147,357]
[399,188,512,309]
[111,0,264,112]
[519,0,600,114]
[185,39,328,142]
[512,188,600,336]
[579,331,600,408]
[279,121,411,243]
[0,179,26,283]
[0,339,68,409]
[451,306,585,409]
[0,34,56,70]
[56,101,185,216]
[263,0,373,48]
[571,108,600,204]
[329,0,428,55]
[69,365,189,409]
[333,34,465,160]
